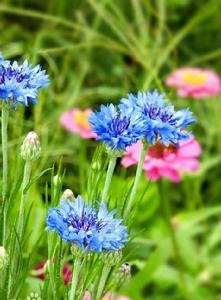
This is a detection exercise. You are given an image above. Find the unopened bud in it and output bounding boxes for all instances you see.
[198,270,211,284]
[92,162,101,171]
[0,246,8,271]
[119,262,131,277]
[100,250,122,266]
[71,245,85,258]
[53,175,61,186]
[62,189,75,201]
[114,262,131,289]
[20,131,41,161]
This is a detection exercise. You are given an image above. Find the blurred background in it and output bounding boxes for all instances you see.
[1,0,221,299]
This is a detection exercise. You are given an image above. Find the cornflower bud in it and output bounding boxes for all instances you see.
[62,189,75,201]
[0,246,8,271]
[100,250,122,266]
[20,131,41,161]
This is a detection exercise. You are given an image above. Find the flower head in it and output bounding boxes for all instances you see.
[0,246,8,271]
[165,67,221,99]
[0,53,49,108]
[20,131,41,161]
[89,104,145,151]
[121,137,201,182]
[46,196,128,252]
[60,108,97,139]
[120,89,195,146]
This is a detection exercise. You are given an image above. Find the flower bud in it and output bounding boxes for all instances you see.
[20,131,41,161]
[92,162,101,171]
[0,246,8,271]
[53,175,61,187]
[62,189,75,201]
[119,262,131,278]
[100,250,122,266]
[71,244,84,258]
[113,263,131,290]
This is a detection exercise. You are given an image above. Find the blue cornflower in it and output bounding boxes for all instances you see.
[0,53,49,108]
[89,104,145,151]
[120,89,196,146]
[46,196,128,253]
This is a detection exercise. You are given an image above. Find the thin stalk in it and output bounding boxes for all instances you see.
[125,142,148,216]
[95,264,111,300]
[101,155,117,203]
[18,160,32,235]
[158,180,187,296]
[1,102,9,245]
[69,256,82,300]
[1,103,9,202]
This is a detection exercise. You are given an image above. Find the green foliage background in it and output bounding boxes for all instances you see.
[1,0,221,299]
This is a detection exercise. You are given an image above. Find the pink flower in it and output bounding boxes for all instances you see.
[102,293,130,300]
[83,291,91,300]
[121,137,201,183]
[60,108,97,139]
[33,260,72,286]
[165,67,221,99]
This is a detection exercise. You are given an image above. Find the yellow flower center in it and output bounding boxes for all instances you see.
[74,111,90,128]
[183,72,206,85]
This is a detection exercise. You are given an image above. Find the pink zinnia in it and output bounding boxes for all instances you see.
[121,137,201,183]
[60,108,97,139]
[165,67,221,99]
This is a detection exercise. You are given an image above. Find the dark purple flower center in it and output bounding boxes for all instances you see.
[111,115,130,135]
[0,65,27,84]
[66,210,105,234]
[143,103,176,125]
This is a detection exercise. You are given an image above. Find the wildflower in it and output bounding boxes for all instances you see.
[60,108,97,139]
[121,137,201,182]
[0,246,8,271]
[120,89,195,146]
[89,104,145,152]
[20,131,41,161]
[165,67,221,98]
[33,260,72,286]
[0,53,49,108]
[46,195,128,252]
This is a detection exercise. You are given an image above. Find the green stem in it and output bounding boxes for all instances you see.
[1,102,9,245]
[18,160,32,236]
[96,264,111,300]
[1,103,9,202]
[125,142,148,216]
[158,181,187,296]
[101,155,117,203]
[69,256,82,300]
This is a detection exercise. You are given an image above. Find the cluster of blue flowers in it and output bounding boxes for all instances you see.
[46,89,195,255]
[0,53,49,108]
[46,196,128,253]
[89,89,195,150]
